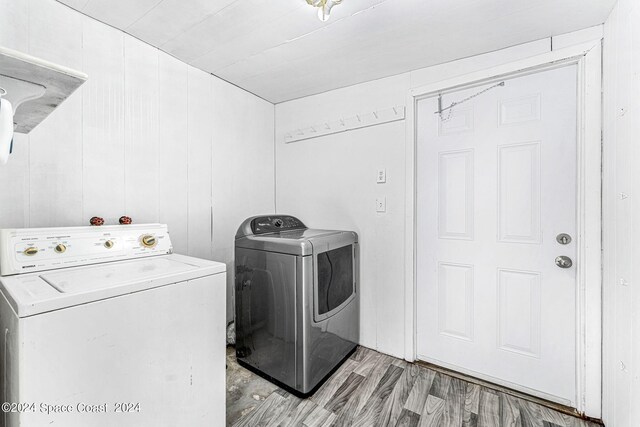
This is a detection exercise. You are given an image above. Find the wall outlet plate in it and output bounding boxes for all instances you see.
[377,168,386,183]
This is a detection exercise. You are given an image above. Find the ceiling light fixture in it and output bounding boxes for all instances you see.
[306,0,343,22]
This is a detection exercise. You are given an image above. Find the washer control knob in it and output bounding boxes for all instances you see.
[23,247,39,256]
[141,234,157,248]
[104,240,114,249]
[54,244,67,253]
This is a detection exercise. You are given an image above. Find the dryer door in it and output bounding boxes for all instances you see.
[313,243,356,322]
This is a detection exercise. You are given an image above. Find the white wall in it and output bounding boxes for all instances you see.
[0,0,275,322]
[276,73,411,355]
[211,79,275,320]
[602,0,640,426]
[275,29,602,358]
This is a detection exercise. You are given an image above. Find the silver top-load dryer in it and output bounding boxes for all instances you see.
[234,215,359,396]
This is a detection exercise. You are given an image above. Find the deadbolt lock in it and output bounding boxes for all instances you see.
[556,233,572,245]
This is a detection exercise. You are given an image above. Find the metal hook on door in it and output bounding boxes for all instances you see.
[435,81,505,120]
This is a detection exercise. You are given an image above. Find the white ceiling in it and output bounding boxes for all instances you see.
[57,0,616,103]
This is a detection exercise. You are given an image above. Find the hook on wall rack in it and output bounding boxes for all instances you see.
[284,105,406,143]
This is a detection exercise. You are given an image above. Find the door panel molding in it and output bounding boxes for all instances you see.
[498,93,542,127]
[437,262,474,341]
[497,141,542,244]
[439,106,475,136]
[437,149,475,240]
[497,268,542,358]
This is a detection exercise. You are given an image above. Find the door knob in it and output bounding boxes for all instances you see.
[555,256,573,269]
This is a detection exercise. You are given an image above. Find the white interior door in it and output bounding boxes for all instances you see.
[416,65,578,406]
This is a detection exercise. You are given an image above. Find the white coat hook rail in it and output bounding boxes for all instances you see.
[284,105,406,143]
[436,81,505,121]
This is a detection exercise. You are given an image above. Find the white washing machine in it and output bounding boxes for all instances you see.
[0,224,226,427]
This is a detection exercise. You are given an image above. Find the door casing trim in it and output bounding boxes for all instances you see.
[403,40,603,418]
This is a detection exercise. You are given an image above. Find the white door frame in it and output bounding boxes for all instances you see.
[404,40,603,418]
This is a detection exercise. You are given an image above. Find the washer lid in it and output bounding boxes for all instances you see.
[0,254,225,317]
[41,257,197,293]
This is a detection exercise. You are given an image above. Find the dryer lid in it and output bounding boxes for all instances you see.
[235,215,358,256]
[235,229,357,256]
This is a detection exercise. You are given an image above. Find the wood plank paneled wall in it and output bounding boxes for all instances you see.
[0,0,275,321]
[603,1,640,425]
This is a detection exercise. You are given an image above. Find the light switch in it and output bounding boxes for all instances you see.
[376,197,386,213]
[377,168,386,183]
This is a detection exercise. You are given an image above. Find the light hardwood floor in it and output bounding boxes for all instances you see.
[230,346,602,427]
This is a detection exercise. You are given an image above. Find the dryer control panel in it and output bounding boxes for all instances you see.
[0,224,172,276]
[250,215,306,235]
